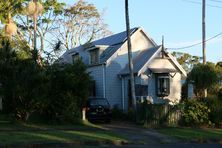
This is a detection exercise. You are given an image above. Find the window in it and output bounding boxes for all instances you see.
[89,80,96,97]
[135,84,148,96]
[156,74,170,97]
[72,53,80,63]
[89,49,99,65]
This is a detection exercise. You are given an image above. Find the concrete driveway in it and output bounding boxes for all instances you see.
[100,121,179,145]
[96,121,222,148]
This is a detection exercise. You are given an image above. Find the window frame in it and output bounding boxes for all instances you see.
[156,73,170,97]
[72,53,80,63]
[89,48,99,65]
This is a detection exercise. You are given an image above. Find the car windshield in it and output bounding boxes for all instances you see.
[90,99,109,107]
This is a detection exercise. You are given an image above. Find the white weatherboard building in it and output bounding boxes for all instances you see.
[61,27,187,110]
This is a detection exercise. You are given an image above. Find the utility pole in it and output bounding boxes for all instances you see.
[202,0,206,64]
[202,0,207,98]
[125,0,137,112]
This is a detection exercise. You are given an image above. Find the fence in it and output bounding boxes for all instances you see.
[137,103,181,127]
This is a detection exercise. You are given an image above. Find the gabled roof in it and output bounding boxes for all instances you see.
[165,52,187,77]
[65,27,138,56]
[92,27,138,46]
[63,27,157,64]
[119,46,187,77]
[119,46,162,76]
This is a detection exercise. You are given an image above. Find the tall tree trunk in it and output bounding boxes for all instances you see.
[125,0,136,111]
[33,0,38,63]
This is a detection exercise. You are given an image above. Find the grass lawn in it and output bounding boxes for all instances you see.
[0,119,128,146]
[158,127,222,142]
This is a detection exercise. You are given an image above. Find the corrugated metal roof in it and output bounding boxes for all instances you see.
[91,27,138,46]
[100,43,123,63]
[64,27,139,64]
[119,46,161,75]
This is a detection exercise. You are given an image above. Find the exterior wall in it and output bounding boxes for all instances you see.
[87,65,105,98]
[104,30,155,109]
[146,56,182,104]
[167,73,181,104]
[107,30,155,66]
[147,58,176,70]
[105,61,122,108]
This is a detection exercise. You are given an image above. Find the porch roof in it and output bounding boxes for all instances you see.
[118,46,161,76]
[149,68,178,73]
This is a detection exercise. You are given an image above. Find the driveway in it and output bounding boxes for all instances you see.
[96,121,222,148]
[100,121,179,145]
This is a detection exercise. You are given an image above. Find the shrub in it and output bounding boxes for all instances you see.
[206,97,222,127]
[180,99,211,127]
[0,38,91,122]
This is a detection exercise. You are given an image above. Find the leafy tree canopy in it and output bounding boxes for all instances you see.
[171,51,202,73]
[187,62,222,98]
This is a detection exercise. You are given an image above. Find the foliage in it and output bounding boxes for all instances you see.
[0,38,91,122]
[187,63,221,98]
[0,37,40,121]
[39,60,91,122]
[205,97,222,127]
[171,52,201,73]
[54,0,111,50]
[180,99,211,127]
[0,0,111,64]
[0,0,24,23]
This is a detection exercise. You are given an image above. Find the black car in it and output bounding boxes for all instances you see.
[85,98,111,123]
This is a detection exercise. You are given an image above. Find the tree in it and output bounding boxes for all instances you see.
[0,37,41,120]
[188,63,220,98]
[0,0,111,64]
[216,61,222,68]
[0,37,91,122]
[125,0,136,111]
[53,0,111,50]
[171,52,201,73]
[15,0,65,63]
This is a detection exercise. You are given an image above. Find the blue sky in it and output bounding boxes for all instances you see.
[60,0,222,63]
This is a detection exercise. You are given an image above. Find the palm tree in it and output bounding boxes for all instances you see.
[125,0,136,111]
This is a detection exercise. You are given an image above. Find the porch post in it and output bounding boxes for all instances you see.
[121,77,125,111]
[102,64,106,98]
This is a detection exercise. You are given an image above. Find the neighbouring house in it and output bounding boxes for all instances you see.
[60,27,187,110]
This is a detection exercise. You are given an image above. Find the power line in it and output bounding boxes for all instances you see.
[209,0,222,3]
[166,32,222,50]
[182,0,222,8]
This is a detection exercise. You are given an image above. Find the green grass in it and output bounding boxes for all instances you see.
[158,127,222,141]
[0,120,128,145]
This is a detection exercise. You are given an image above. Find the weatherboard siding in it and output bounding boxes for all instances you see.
[87,66,104,98]
[105,61,122,108]
[104,30,155,108]
[146,57,182,104]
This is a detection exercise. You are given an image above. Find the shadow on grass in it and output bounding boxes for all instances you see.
[0,120,128,146]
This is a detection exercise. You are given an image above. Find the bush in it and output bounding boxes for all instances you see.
[0,39,91,122]
[180,99,211,127]
[206,97,222,127]
[37,61,91,122]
